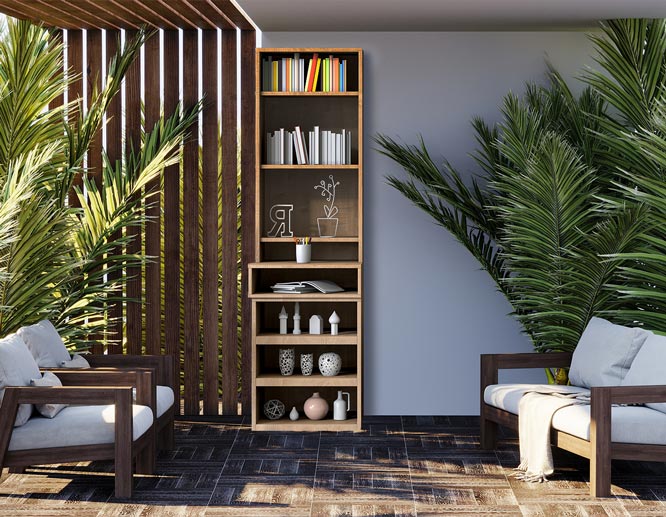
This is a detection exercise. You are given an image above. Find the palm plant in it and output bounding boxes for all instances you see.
[0,19,200,348]
[376,18,666,366]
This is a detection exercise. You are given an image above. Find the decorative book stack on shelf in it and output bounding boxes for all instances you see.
[251,48,363,432]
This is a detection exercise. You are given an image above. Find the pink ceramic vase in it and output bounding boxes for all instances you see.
[303,392,329,420]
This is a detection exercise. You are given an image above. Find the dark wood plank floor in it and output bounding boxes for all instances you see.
[1,416,665,516]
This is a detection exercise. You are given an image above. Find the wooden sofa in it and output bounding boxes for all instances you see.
[480,352,666,497]
[0,369,155,498]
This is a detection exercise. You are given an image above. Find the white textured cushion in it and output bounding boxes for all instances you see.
[621,333,666,414]
[485,383,666,445]
[17,320,71,368]
[59,353,90,368]
[484,383,589,415]
[156,385,175,418]
[30,372,67,418]
[552,404,666,445]
[132,385,174,418]
[9,403,153,451]
[569,317,650,388]
[0,333,41,426]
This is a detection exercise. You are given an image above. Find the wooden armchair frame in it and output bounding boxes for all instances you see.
[84,354,176,449]
[480,352,666,497]
[0,370,155,498]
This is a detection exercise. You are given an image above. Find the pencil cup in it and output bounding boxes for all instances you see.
[296,244,311,263]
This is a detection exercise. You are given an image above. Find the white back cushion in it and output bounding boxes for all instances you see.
[18,320,70,368]
[0,333,41,426]
[569,317,650,388]
[621,333,666,414]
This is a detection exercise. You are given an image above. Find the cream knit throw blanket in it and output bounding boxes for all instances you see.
[514,387,590,482]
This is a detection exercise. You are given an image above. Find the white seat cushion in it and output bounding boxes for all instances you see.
[552,405,666,445]
[17,320,71,368]
[485,383,666,445]
[9,403,153,451]
[484,383,589,414]
[156,385,175,418]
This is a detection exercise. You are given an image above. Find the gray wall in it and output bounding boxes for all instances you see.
[262,31,596,415]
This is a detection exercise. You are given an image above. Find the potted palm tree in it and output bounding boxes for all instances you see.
[376,19,666,380]
[0,20,200,349]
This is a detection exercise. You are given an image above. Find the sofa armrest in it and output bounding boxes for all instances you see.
[481,352,573,389]
[591,385,666,406]
[0,386,135,466]
[85,354,174,390]
[50,369,154,409]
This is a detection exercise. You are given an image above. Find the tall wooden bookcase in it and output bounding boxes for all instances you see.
[250,48,363,431]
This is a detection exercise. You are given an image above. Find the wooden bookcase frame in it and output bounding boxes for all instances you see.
[251,48,363,431]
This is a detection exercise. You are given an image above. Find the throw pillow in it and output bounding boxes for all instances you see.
[569,316,650,388]
[17,320,71,368]
[30,371,67,418]
[621,333,666,414]
[59,354,90,368]
[0,333,41,426]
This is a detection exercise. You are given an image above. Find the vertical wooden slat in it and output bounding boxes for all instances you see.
[221,28,238,415]
[49,30,65,112]
[240,29,256,415]
[144,31,162,357]
[86,28,104,355]
[163,30,181,402]
[67,29,83,208]
[105,30,123,353]
[125,29,143,356]
[202,30,220,415]
[182,30,200,416]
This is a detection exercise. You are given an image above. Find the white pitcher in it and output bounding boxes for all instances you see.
[333,390,350,421]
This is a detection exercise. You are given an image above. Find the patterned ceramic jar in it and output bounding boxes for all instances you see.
[279,348,295,376]
[318,352,341,376]
[300,353,314,376]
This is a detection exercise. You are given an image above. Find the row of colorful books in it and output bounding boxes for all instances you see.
[262,53,349,92]
[266,126,353,165]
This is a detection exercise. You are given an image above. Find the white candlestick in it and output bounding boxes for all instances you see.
[293,302,301,335]
[279,305,288,334]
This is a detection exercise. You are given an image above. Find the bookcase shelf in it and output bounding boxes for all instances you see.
[261,91,359,97]
[260,164,359,170]
[252,48,363,432]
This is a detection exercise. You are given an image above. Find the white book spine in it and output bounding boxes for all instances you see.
[314,126,320,165]
[336,133,341,165]
[293,129,302,165]
[328,131,333,165]
[279,128,285,164]
[341,129,346,165]
[322,131,328,166]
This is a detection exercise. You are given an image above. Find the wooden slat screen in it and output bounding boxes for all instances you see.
[62,24,254,416]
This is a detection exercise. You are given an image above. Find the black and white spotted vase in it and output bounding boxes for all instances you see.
[300,353,314,376]
[279,348,295,376]
[318,352,341,376]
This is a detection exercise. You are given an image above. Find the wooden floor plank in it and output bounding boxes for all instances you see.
[1,417,665,515]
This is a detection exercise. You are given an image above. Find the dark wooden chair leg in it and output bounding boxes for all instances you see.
[135,427,156,475]
[480,413,498,450]
[114,391,133,498]
[590,388,612,497]
[158,412,175,450]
